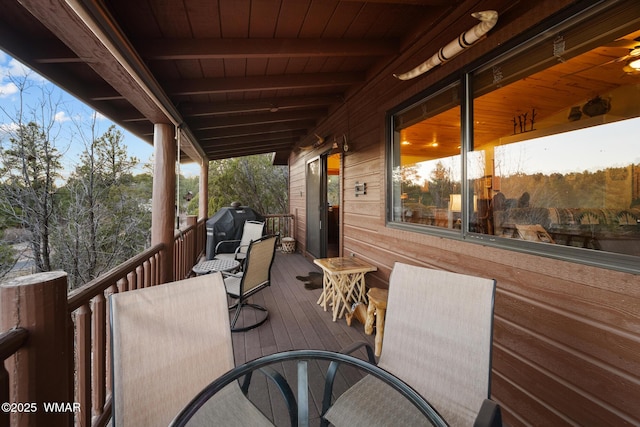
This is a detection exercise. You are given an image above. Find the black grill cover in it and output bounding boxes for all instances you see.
[205,206,264,260]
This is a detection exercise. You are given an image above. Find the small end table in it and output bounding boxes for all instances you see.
[313,257,377,322]
[365,288,388,357]
[192,258,240,275]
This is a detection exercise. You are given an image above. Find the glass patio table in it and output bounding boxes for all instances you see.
[192,258,240,275]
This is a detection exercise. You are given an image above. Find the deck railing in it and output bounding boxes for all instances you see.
[173,216,205,281]
[0,214,288,426]
[67,243,165,427]
[0,327,29,427]
[264,214,295,245]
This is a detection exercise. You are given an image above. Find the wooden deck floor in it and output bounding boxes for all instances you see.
[231,251,374,364]
[229,251,375,425]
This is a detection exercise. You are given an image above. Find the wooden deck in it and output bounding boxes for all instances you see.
[229,251,375,425]
[231,251,374,364]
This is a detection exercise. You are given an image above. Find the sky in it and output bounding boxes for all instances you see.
[409,116,640,185]
[0,50,199,180]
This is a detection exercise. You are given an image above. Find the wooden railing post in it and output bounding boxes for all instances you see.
[186,215,198,266]
[0,272,72,427]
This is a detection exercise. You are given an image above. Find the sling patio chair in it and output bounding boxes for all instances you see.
[214,220,265,264]
[321,262,502,427]
[172,349,449,427]
[110,273,294,426]
[222,234,278,332]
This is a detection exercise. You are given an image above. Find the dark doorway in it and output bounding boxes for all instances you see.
[306,153,341,258]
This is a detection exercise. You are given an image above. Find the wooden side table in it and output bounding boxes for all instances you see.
[365,288,388,357]
[313,257,377,322]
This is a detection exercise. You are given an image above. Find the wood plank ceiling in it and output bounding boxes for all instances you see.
[0,0,456,165]
[398,26,640,160]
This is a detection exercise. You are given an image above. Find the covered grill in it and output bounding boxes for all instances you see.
[205,205,264,260]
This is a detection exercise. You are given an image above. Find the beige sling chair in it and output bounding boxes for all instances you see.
[222,234,278,332]
[321,262,502,427]
[214,220,265,263]
[110,273,280,426]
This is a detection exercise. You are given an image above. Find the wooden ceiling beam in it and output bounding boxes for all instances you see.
[199,131,306,146]
[205,141,295,159]
[14,0,169,124]
[137,38,398,60]
[187,109,326,131]
[339,0,449,4]
[165,72,364,96]
[180,95,342,116]
[194,120,316,140]
[205,139,295,152]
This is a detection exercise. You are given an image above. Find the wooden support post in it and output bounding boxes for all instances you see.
[0,272,72,427]
[199,158,208,221]
[151,123,176,284]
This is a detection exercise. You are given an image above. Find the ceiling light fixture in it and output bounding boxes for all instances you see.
[623,56,640,73]
[628,57,640,70]
[622,47,640,73]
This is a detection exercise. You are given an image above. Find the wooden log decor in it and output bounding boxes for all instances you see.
[394,10,498,80]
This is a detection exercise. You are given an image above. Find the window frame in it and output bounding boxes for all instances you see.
[385,0,640,274]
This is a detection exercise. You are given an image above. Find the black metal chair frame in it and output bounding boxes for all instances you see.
[223,234,277,332]
[170,349,448,427]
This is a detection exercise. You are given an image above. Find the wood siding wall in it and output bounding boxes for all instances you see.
[289,0,640,425]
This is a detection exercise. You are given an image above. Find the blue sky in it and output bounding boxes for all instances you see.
[0,50,199,180]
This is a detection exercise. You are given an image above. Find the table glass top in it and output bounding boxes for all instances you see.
[192,258,240,274]
[313,257,377,274]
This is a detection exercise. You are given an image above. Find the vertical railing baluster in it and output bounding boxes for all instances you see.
[150,256,157,286]
[117,277,127,293]
[76,304,92,427]
[105,284,118,401]
[127,271,136,291]
[143,260,151,287]
[136,265,144,289]
[92,293,106,419]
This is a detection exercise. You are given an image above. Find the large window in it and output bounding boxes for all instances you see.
[388,1,640,270]
[390,82,461,229]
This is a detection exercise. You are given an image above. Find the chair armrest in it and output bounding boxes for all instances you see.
[221,271,242,279]
[339,341,376,364]
[234,244,248,254]
[237,367,297,427]
[321,341,376,425]
[259,367,298,427]
[214,239,241,254]
[474,399,502,427]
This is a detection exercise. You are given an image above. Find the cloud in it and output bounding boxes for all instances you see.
[0,81,18,98]
[54,111,71,123]
[92,111,107,121]
[7,58,32,78]
[0,122,19,140]
[1,55,47,84]
[0,122,18,132]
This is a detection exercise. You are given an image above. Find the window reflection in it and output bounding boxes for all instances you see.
[389,12,640,261]
[391,83,461,229]
[471,27,640,257]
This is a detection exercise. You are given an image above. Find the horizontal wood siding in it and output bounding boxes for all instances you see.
[288,0,640,424]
